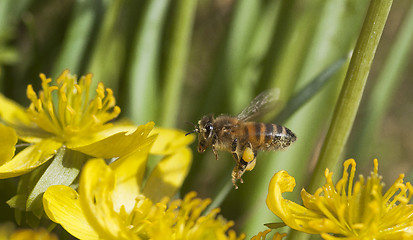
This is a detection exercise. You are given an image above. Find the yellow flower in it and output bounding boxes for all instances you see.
[43,133,243,240]
[0,70,130,179]
[266,159,413,239]
[0,71,179,220]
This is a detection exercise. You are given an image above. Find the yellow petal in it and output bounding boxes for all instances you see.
[0,139,62,179]
[43,185,99,240]
[0,124,17,165]
[81,122,137,139]
[79,159,137,240]
[66,122,148,148]
[0,93,32,126]
[69,122,155,158]
[266,170,322,234]
[110,141,152,213]
[143,147,192,203]
[150,128,194,155]
[301,188,319,211]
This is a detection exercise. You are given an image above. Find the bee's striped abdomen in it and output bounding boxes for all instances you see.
[244,122,296,151]
[268,123,296,150]
[243,122,263,147]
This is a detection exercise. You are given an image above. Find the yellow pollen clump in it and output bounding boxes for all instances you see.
[242,147,254,162]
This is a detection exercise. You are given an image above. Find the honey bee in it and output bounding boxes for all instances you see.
[186,89,297,189]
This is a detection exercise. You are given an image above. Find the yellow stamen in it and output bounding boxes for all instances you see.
[26,71,120,143]
[266,159,413,239]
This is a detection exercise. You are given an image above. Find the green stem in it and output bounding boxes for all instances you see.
[308,0,393,192]
[353,1,413,164]
[160,0,198,127]
[288,0,393,239]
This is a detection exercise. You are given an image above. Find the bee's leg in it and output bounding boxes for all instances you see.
[231,138,241,161]
[231,162,247,189]
[211,134,219,160]
[230,138,246,189]
[232,151,252,189]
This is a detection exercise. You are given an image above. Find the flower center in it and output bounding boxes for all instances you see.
[26,70,120,142]
[314,159,413,238]
[125,192,241,239]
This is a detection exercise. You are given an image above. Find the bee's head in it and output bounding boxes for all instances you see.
[185,115,214,153]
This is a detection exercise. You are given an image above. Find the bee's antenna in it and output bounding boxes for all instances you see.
[184,121,199,136]
[185,130,196,136]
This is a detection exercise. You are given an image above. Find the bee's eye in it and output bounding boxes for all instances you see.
[204,123,213,137]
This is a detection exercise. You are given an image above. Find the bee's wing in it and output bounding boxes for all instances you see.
[237,88,280,121]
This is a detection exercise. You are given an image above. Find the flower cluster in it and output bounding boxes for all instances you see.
[43,151,244,239]
[0,71,173,219]
[0,70,134,179]
[266,159,413,239]
[0,71,243,239]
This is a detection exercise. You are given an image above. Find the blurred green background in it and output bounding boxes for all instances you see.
[0,0,412,238]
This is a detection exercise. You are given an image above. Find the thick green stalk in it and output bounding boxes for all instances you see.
[159,0,197,127]
[289,0,393,239]
[308,0,393,193]
[353,1,413,164]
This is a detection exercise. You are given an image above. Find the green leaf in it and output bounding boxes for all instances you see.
[0,139,62,179]
[8,161,51,225]
[264,222,287,229]
[8,147,88,219]
[26,147,88,218]
[275,57,347,123]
